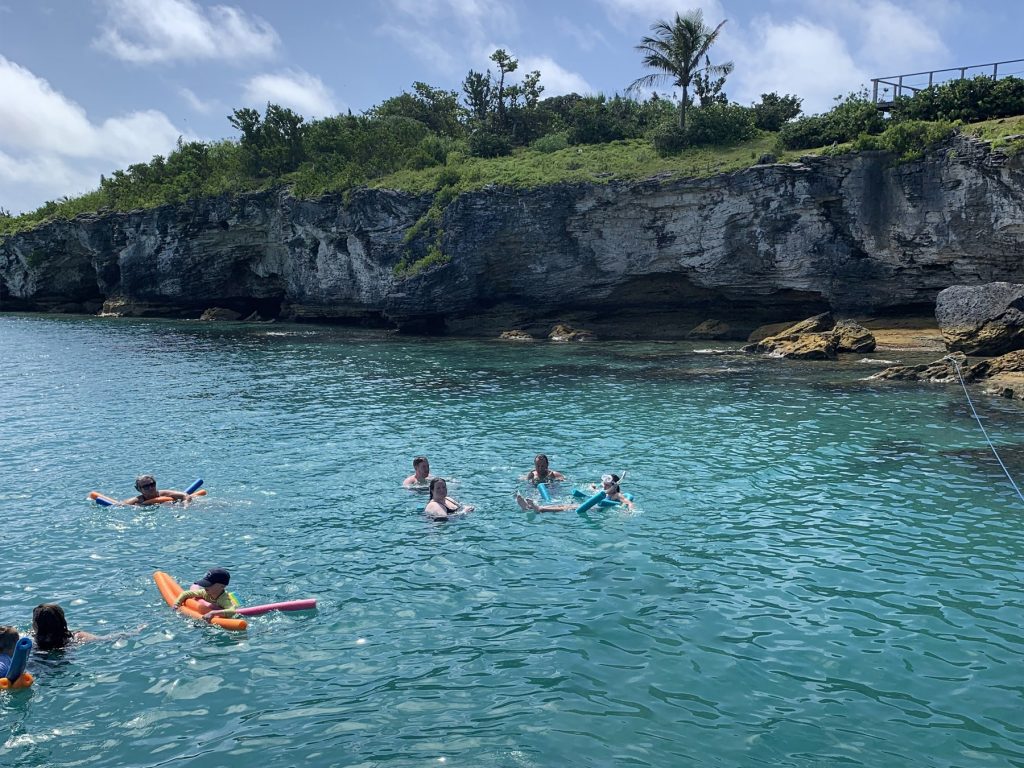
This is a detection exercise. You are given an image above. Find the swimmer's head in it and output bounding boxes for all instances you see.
[534,454,549,471]
[413,456,429,477]
[429,477,447,499]
[134,474,157,493]
[0,625,18,655]
[601,474,620,493]
[32,604,72,651]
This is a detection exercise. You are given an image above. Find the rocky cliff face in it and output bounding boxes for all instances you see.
[2,134,1023,338]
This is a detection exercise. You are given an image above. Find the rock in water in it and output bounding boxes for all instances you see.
[936,283,1024,356]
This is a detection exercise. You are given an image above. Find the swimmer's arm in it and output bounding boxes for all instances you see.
[173,589,205,607]
[121,496,143,506]
[549,470,567,480]
[161,489,191,505]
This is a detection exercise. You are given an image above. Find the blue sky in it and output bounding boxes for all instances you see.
[1,0,1022,214]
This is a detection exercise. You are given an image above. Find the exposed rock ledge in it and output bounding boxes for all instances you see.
[2,133,1023,338]
[869,350,1024,401]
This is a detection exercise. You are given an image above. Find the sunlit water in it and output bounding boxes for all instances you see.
[1,314,1022,768]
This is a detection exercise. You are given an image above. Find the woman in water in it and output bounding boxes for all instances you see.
[424,478,474,521]
[32,604,101,651]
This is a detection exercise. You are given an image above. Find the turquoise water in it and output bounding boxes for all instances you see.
[1,314,1022,768]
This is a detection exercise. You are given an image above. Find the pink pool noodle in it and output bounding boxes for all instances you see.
[232,599,317,617]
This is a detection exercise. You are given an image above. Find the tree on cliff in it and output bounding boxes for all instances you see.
[629,9,732,133]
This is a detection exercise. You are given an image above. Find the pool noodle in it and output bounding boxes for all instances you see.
[92,489,206,506]
[4,637,31,682]
[574,491,607,514]
[185,478,203,494]
[232,599,318,617]
[572,489,633,507]
[537,482,552,501]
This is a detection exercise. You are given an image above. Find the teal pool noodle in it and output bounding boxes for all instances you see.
[572,489,632,507]
[574,491,606,514]
[185,478,203,494]
[5,637,31,681]
[538,482,551,501]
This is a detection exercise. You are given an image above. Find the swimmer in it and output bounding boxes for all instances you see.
[0,626,18,678]
[515,473,634,512]
[424,477,474,521]
[524,454,566,483]
[403,456,432,488]
[123,474,193,506]
[31,604,102,650]
[173,567,237,622]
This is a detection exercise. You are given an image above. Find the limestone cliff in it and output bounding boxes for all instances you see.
[2,134,1023,338]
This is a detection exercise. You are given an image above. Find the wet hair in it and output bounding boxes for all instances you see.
[134,474,156,492]
[604,474,621,493]
[0,625,18,655]
[412,456,428,469]
[534,454,549,465]
[32,604,74,651]
[428,477,447,496]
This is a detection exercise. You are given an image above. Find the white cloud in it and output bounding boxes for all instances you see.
[599,0,725,28]
[555,18,609,52]
[0,56,190,214]
[94,0,278,64]
[380,0,518,74]
[726,19,867,114]
[179,86,220,115]
[836,0,948,75]
[242,70,341,119]
[520,56,594,96]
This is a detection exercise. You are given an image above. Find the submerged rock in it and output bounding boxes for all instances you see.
[548,324,594,342]
[499,330,535,341]
[200,307,242,321]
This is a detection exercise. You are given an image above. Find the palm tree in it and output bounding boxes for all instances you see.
[629,10,732,132]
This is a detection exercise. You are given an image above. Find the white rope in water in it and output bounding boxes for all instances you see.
[945,355,1024,506]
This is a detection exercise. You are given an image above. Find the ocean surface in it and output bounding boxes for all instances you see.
[1,314,1022,768]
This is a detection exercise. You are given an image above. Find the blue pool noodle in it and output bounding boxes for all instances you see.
[5,637,31,682]
[572,489,633,507]
[94,494,117,507]
[574,491,607,514]
[537,482,552,502]
[185,478,204,494]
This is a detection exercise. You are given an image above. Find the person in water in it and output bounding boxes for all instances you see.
[0,625,19,678]
[515,473,634,512]
[123,474,193,506]
[32,604,102,650]
[403,456,432,488]
[424,477,474,520]
[173,567,237,622]
[525,454,566,483]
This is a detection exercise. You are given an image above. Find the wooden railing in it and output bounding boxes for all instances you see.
[871,58,1024,108]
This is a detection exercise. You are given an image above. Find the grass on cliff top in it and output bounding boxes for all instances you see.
[962,113,1024,150]
[372,132,810,195]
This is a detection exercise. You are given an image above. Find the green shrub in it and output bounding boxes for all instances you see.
[650,120,689,155]
[853,119,956,161]
[891,75,1024,124]
[468,129,512,158]
[752,93,802,131]
[779,91,884,149]
[686,104,757,146]
[532,132,570,153]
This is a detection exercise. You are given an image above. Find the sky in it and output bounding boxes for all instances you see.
[0,0,1022,214]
